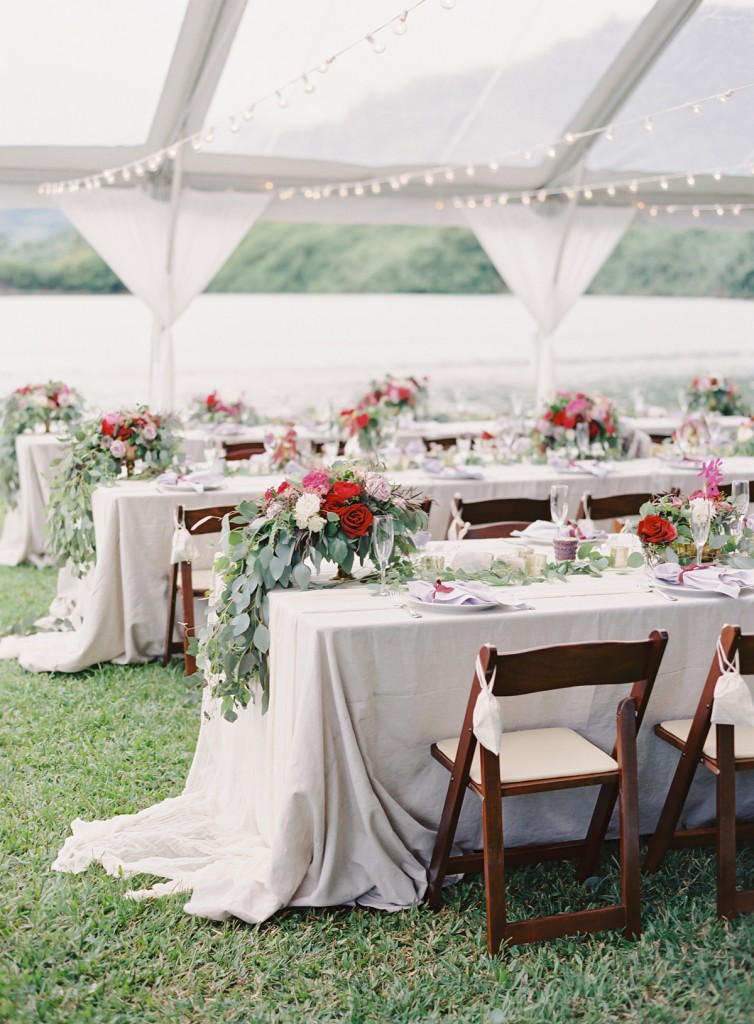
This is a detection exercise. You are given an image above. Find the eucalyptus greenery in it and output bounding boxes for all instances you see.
[193,465,428,720]
[47,408,181,576]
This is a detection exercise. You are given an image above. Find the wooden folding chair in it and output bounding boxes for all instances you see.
[222,441,265,460]
[577,492,655,533]
[423,436,457,450]
[644,624,754,920]
[451,495,552,539]
[163,504,238,674]
[426,631,668,953]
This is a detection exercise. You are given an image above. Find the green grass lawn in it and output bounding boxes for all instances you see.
[0,564,753,1023]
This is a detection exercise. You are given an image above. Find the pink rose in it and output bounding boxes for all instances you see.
[364,472,391,502]
[142,422,158,441]
[110,439,127,458]
[302,469,331,496]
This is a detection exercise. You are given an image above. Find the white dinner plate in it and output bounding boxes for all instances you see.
[159,481,224,493]
[408,598,501,613]
[653,580,728,598]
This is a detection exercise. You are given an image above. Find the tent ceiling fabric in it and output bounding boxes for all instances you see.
[2,0,754,218]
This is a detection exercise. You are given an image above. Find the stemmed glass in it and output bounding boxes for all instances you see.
[550,484,569,538]
[690,499,713,567]
[372,516,394,596]
[730,480,750,542]
[575,422,590,460]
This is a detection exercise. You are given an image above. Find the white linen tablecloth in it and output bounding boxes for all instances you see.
[0,433,69,566]
[53,542,754,923]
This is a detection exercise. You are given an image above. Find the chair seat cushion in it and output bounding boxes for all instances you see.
[177,568,213,594]
[660,719,754,760]
[435,727,618,785]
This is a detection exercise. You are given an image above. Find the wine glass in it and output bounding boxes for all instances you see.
[690,499,713,566]
[550,484,569,538]
[456,436,472,460]
[575,421,590,460]
[372,516,394,596]
[730,480,750,541]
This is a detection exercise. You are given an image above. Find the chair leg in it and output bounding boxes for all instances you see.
[616,700,641,939]
[480,747,507,955]
[426,753,474,909]
[716,725,737,921]
[643,738,704,875]
[575,779,619,883]
[163,564,178,666]
[180,562,197,676]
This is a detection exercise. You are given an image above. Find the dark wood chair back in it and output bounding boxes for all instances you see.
[577,492,654,521]
[423,436,457,450]
[223,441,265,460]
[454,496,552,539]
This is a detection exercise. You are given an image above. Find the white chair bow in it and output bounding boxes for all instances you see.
[472,654,503,754]
[711,637,754,726]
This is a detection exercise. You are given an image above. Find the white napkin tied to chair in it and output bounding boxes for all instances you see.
[711,637,754,726]
[473,654,503,755]
[447,493,469,541]
[170,522,200,564]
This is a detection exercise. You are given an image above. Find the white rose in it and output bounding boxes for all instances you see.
[295,492,321,529]
[307,515,326,533]
[690,497,713,525]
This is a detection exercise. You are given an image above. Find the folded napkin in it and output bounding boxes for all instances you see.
[422,459,484,480]
[655,453,705,468]
[510,520,607,542]
[406,579,530,609]
[155,470,225,493]
[653,562,754,598]
[547,456,611,479]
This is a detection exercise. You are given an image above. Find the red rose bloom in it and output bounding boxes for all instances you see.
[339,503,373,538]
[331,481,361,502]
[637,515,678,546]
[322,494,343,514]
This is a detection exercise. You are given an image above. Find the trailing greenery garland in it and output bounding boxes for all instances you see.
[47,407,181,576]
[194,463,428,719]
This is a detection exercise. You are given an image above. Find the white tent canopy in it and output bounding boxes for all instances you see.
[2,0,754,402]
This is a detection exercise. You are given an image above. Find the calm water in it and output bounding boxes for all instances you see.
[0,292,752,416]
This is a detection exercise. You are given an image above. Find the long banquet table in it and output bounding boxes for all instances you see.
[0,433,67,566]
[6,456,754,674]
[53,539,754,923]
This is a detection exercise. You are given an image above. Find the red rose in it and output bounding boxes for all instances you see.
[339,503,373,538]
[589,421,599,439]
[331,481,361,503]
[277,481,290,494]
[354,413,369,430]
[637,514,677,546]
[553,410,566,427]
[101,414,119,437]
[562,415,576,429]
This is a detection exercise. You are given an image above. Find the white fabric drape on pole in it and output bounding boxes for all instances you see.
[57,187,271,409]
[466,203,635,403]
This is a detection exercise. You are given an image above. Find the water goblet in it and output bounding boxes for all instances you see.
[730,480,750,541]
[690,499,713,566]
[372,516,394,596]
[550,484,569,538]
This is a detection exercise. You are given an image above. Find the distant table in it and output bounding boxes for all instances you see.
[0,433,68,567]
[53,539,754,923]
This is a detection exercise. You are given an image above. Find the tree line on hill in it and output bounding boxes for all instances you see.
[1,220,753,298]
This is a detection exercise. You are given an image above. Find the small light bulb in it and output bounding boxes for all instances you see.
[606,185,616,197]
[564,132,575,145]
[636,200,645,210]
[717,206,725,216]
[338,187,348,198]
[521,194,532,205]
[444,169,455,181]
[390,178,401,190]
[441,0,456,9]
[547,146,556,158]
[264,180,275,190]
[229,117,240,133]
[667,205,675,214]
[104,170,115,183]
[354,185,365,196]
[465,164,474,177]
[733,204,742,216]
[584,188,593,200]
[190,136,202,151]
[649,206,658,217]
[121,168,131,181]
[689,103,701,115]
[692,207,700,217]
[392,13,408,35]
[205,129,214,144]
[167,147,177,159]
[466,198,476,208]
[482,197,492,208]
[497,194,508,205]
[488,161,499,171]
[276,91,288,109]
[644,116,653,132]
[366,34,385,54]
[537,190,547,202]
[85,179,93,190]
[424,173,434,186]
[371,183,381,194]
[399,174,410,186]
[719,90,733,102]
[302,75,315,95]
[629,181,638,193]
[70,182,80,192]
[686,174,695,187]
[713,169,722,181]
[604,125,614,142]
[660,178,668,190]
[135,163,145,177]
[435,200,445,210]
[243,106,255,122]
[565,188,574,199]
[452,198,463,209]
[318,60,333,74]
[523,150,532,161]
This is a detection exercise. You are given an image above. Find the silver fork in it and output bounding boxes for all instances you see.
[390,589,422,618]
[639,579,678,602]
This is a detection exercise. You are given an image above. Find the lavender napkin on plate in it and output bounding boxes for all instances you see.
[155,471,225,493]
[653,563,754,597]
[406,579,530,609]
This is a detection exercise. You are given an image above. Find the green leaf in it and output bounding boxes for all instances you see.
[253,622,270,653]
[292,563,312,590]
[627,552,645,568]
[232,612,250,636]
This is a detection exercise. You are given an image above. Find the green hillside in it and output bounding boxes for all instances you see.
[0,214,753,298]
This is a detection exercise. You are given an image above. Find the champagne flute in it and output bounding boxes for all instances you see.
[372,516,394,596]
[550,484,569,538]
[575,421,590,460]
[730,480,750,541]
[690,499,713,567]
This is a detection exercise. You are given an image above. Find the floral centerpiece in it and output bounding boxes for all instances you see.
[188,390,258,426]
[338,374,428,452]
[0,381,83,506]
[686,375,748,416]
[266,426,298,470]
[369,374,428,414]
[338,400,385,452]
[531,391,619,455]
[633,459,738,567]
[47,407,181,576]
[193,462,428,718]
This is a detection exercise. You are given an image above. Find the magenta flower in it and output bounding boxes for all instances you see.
[698,457,724,498]
[301,469,331,496]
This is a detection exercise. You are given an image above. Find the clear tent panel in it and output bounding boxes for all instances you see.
[0,0,189,147]
[203,0,654,169]
[587,1,754,178]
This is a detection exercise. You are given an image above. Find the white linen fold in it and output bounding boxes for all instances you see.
[653,563,754,598]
